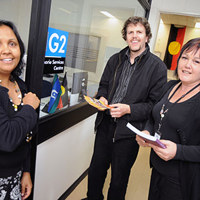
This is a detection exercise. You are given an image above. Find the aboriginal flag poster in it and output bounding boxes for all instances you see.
[164,24,186,70]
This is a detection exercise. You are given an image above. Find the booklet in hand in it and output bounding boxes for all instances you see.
[126,123,166,149]
[84,95,113,111]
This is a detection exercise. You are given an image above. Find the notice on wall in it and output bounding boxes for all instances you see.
[44,27,69,74]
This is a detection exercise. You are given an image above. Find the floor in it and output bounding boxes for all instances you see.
[66,147,152,200]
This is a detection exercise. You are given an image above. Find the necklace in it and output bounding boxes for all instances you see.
[0,79,32,142]
[157,82,200,136]
[0,79,23,111]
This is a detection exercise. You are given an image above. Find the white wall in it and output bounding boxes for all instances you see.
[33,114,96,200]
[148,0,200,51]
[184,27,200,44]
[154,23,170,60]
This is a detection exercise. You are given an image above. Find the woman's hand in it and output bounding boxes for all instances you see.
[136,130,151,147]
[23,92,40,110]
[149,140,177,161]
[21,172,32,200]
[110,103,130,118]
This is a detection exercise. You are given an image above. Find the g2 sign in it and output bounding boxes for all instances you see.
[45,27,69,57]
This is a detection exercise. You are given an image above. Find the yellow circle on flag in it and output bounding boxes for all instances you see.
[61,85,65,96]
[168,41,181,55]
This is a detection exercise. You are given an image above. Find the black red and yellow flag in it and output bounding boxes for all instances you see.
[57,72,69,109]
[164,25,186,70]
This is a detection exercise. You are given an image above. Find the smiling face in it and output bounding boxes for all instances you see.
[0,25,21,76]
[178,48,200,86]
[126,23,148,57]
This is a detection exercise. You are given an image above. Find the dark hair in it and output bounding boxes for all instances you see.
[121,16,152,43]
[0,20,25,77]
[175,37,200,76]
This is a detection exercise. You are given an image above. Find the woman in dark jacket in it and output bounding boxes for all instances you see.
[136,37,200,200]
[0,20,40,199]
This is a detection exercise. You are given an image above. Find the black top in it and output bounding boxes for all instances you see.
[0,77,38,177]
[150,84,200,177]
[145,80,200,200]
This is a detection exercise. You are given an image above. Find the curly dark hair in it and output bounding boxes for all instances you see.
[0,20,25,78]
[175,37,200,77]
[121,16,152,43]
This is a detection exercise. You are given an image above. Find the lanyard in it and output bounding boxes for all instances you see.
[157,82,200,136]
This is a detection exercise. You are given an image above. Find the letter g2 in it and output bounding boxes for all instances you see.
[49,33,59,53]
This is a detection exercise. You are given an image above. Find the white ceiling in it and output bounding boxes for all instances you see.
[160,13,200,28]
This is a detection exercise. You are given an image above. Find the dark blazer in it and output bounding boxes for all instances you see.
[95,45,167,141]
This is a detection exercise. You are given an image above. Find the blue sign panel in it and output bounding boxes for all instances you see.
[45,27,69,57]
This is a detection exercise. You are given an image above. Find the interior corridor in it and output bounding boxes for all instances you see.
[66,147,152,200]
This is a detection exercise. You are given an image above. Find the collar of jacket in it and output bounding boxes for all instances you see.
[107,44,150,102]
[119,43,150,64]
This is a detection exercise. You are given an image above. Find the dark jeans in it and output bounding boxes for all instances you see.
[87,115,139,200]
[148,168,183,200]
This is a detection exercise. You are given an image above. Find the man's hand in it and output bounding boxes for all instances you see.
[99,96,108,105]
[97,97,108,111]
[110,103,130,118]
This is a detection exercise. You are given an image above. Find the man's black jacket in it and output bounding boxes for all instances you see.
[95,45,167,141]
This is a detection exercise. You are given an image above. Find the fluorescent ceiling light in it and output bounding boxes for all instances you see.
[58,8,71,14]
[100,11,116,19]
[195,22,200,28]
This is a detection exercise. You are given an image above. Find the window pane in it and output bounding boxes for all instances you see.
[40,0,145,118]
